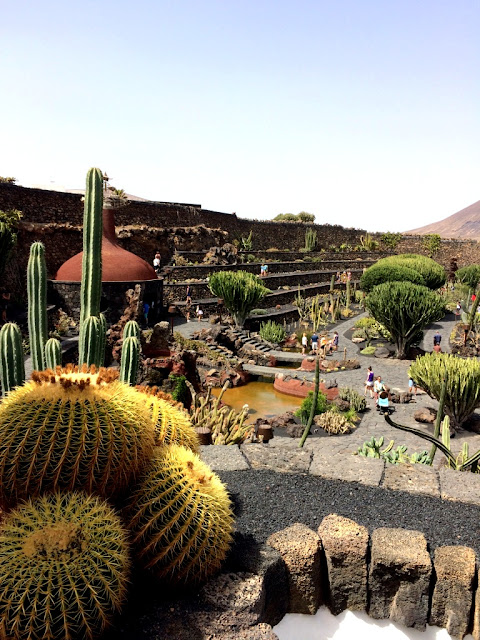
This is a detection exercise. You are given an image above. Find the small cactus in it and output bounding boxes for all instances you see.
[119,336,140,386]
[125,444,234,584]
[27,242,48,371]
[0,492,130,640]
[0,322,25,396]
[123,320,141,341]
[44,337,62,369]
[0,365,155,506]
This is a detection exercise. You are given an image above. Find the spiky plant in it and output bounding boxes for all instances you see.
[0,491,130,640]
[119,336,140,386]
[137,386,199,452]
[27,242,48,371]
[208,270,270,327]
[0,322,25,396]
[0,365,155,506]
[125,444,234,584]
[44,337,62,369]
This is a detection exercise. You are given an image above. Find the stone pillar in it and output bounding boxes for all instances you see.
[369,528,431,630]
[430,546,476,640]
[267,523,323,615]
[318,514,369,615]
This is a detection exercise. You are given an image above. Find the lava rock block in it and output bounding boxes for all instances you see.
[318,514,369,614]
[414,407,437,424]
[267,523,323,614]
[331,397,350,411]
[374,346,392,358]
[369,528,431,629]
[429,546,476,640]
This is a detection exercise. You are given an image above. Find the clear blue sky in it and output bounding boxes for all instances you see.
[2,0,479,231]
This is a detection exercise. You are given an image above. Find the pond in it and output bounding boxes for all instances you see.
[212,381,303,421]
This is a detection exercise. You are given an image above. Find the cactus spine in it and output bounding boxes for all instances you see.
[120,336,140,385]
[79,167,103,365]
[0,492,130,640]
[27,242,48,371]
[0,323,25,396]
[44,337,61,370]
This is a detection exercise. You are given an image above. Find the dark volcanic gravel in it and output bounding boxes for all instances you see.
[218,469,480,557]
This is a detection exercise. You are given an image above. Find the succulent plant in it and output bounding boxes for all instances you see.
[125,444,234,584]
[314,410,353,434]
[337,387,367,412]
[44,337,62,370]
[120,336,140,386]
[27,242,48,371]
[0,322,25,396]
[137,386,199,452]
[0,365,155,506]
[0,491,130,640]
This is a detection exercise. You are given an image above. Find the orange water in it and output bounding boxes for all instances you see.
[212,381,303,421]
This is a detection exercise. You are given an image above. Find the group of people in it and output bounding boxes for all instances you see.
[302,331,339,355]
[335,271,352,283]
[364,367,392,412]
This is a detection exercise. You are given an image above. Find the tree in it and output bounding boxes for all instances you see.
[0,209,22,281]
[456,264,480,291]
[380,232,402,250]
[365,281,445,358]
[360,264,425,292]
[369,254,446,290]
[208,271,270,328]
[272,212,315,223]
[422,234,442,258]
[409,353,480,430]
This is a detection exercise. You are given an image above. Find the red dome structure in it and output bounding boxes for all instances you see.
[55,209,157,282]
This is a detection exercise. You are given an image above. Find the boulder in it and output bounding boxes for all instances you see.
[414,407,437,424]
[267,523,323,614]
[374,346,392,358]
[331,397,350,412]
[430,546,476,639]
[369,528,431,629]
[285,423,305,438]
[318,514,369,614]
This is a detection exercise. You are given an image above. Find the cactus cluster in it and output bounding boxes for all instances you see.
[314,410,354,434]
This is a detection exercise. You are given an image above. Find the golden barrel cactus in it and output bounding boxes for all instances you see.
[125,444,234,584]
[0,492,130,640]
[0,365,155,506]
[138,386,199,452]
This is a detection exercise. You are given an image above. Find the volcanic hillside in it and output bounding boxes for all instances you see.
[406,200,480,239]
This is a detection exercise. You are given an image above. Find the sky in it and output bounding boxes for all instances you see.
[1,0,479,232]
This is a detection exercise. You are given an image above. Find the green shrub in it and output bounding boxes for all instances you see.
[352,328,366,340]
[295,390,328,424]
[354,316,376,329]
[372,254,446,290]
[456,265,480,290]
[360,264,425,292]
[360,346,376,355]
[250,308,268,315]
[246,254,255,263]
[208,271,270,328]
[259,320,286,344]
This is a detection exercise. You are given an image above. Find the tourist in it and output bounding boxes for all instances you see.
[433,343,442,353]
[456,301,462,316]
[301,332,308,355]
[196,305,204,322]
[311,332,319,352]
[143,301,150,326]
[260,263,268,277]
[346,270,352,281]
[0,289,11,324]
[408,378,417,396]
[373,376,385,405]
[185,301,192,322]
[153,252,161,276]
[377,390,390,413]
[186,284,192,304]
[331,331,339,351]
[433,330,441,346]
[364,366,374,398]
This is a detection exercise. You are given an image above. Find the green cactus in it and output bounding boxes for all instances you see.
[304,228,317,252]
[0,365,155,507]
[119,336,140,385]
[79,315,103,367]
[98,312,107,366]
[208,270,270,328]
[44,337,61,370]
[123,319,141,341]
[0,491,130,640]
[79,167,103,365]
[330,274,335,292]
[0,322,25,396]
[314,410,353,434]
[125,444,234,584]
[299,356,320,447]
[27,242,48,371]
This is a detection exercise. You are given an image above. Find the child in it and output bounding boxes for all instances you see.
[377,390,390,413]
[331,331,339,351]
[301,332,308,355]
[196,306,204,322]
[408,378,417,396]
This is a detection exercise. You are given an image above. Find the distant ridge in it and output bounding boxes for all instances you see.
[406,200,480,239]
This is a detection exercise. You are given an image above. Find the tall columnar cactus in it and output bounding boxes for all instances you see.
[120,336,140,385]
[208,271,270,328]
[79,167,103,365]
[137,387,199,451]
[125,444,234,584]
[299,355,320,447]
[98,312,107,366]
[0,492,130,640]
[79,315,103,367]
[0,323,25,396]
[123,320,141,341]
[304,228,317,252]
[0,365,155,506]
[44,337,62,370]
[27,242,48,371]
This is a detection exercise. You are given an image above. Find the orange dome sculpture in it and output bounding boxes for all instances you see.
[56,209,157,282]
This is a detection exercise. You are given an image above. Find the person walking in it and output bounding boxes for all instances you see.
[301,332,308,355]
[331,331,339,351]
[311,332,319,352]
[153,252,161,276]
[433,330,442,346]
[186,285,192,304]
[364,366,374,398]
[373,376,385,405]
[408,377,418,396]
[196,305,203,322]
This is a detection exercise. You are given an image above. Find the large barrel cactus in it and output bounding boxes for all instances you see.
[0,365,155,506]
[138,387,199,452]
[125,444,234,584]
[0,491,130,640]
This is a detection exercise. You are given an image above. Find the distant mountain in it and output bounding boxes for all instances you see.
[406,200,480,239]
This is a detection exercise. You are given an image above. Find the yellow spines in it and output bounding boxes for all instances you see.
[0,366,155,506]
[137,386,199,452]
[0,492,130,640]
[125,444,234,585]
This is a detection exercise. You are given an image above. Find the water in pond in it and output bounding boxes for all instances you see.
[211,381,303,421]
[274,607,464,639]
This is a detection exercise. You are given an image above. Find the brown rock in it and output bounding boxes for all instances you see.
[430,546,476,639]
[414,407,437,423]
[382,463,440,498]
[267,523,323,614]
[285,423,304,438]
[369,528,431,629]
[216,624,279,639]
[318,514,369,614]
[201,572,265,617]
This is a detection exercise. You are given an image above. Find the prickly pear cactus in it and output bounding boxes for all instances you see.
[0,365,155,506]
[125,444,234,584]
[0,491,130,640]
